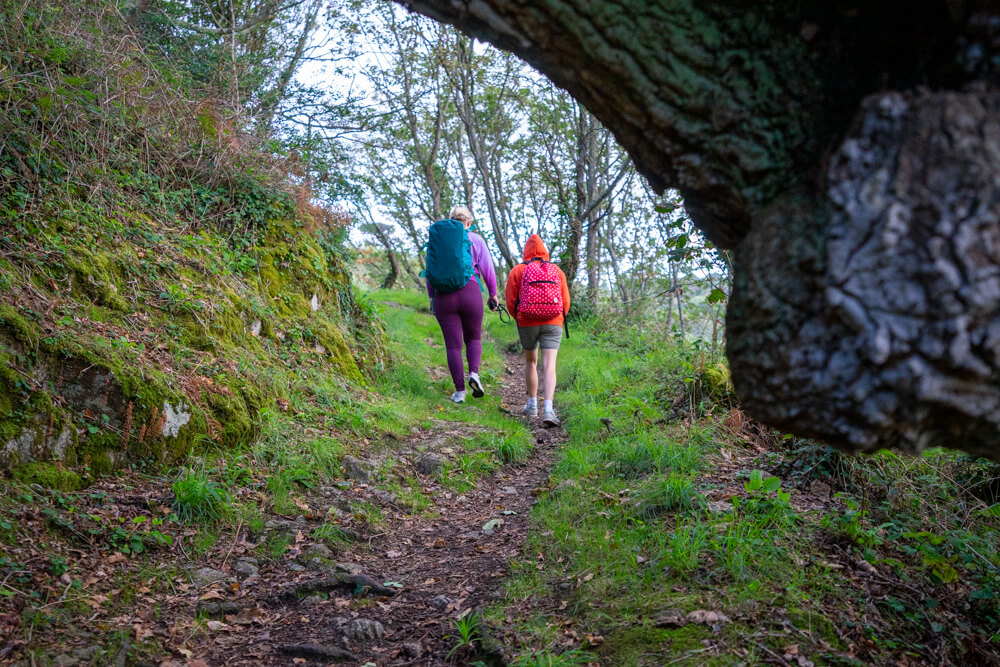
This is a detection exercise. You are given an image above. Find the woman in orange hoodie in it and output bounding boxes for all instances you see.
[505,234,570,427]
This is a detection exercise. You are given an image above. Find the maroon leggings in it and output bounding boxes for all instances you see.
[434,279,483,392]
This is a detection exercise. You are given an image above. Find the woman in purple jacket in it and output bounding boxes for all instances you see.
[427,206,498,403]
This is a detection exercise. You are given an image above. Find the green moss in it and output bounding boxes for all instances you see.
[598,623,712,664]
[197,109,218,140]
[312,319,364,384]
[65,248,129,311]
[702,362,734,399]
[786,607,841,647]
[0,303,41,344]
[12,462,83,490]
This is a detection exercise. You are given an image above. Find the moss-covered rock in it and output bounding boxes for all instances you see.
[0,212,382,474]
[12,461,84,490]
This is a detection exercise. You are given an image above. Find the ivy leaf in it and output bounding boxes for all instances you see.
[707,288,728,304]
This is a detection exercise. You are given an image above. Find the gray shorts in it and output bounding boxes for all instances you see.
[518,324,563,351]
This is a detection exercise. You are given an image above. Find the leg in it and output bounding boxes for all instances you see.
[434,299,466,392]
[541,347,559,402]
[524,348,538,398]
[458,281,484,375]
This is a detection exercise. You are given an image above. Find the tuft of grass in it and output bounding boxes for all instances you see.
[171,466,230,523]
[312,522,354,549]
[491,433,531,464]
[445,613,482,660]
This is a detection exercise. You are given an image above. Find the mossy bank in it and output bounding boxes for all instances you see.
[0,0,386,481]
[0,210,384,478]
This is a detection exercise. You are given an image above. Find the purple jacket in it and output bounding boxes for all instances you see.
[426,231,498,299]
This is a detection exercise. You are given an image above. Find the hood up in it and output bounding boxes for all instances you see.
[522,234,550,262]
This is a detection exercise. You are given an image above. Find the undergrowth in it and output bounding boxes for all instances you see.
[496,317,1000,666]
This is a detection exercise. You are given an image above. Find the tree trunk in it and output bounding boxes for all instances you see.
[396,0,1000,460]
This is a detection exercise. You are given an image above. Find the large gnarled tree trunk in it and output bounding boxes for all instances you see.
[396,0,1000,460]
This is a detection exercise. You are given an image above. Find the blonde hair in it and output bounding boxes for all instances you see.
[449,206,473,225]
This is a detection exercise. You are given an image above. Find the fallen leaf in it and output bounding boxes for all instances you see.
[482,519,502,533]
[198,590,224,601]
[205,620,227,632]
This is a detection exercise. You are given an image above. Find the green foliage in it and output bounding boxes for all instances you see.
[512,649,597,666]
[491,433,531,464]
[445,613,482,660]
[172,466,230,523]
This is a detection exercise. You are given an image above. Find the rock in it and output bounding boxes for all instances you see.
[373,489,398,505]
[685,610,731,626]
[303,543,333,559]
[345,618,385,641]
[264,519,296,536]
[198,601,243,616]
[416,452,446,475]
[287,563,305,572]
[653,610,686,627]
[304,557,330,571]
[301,594,325,607]
[234,560,259,579]
[190,567,227,588]
[336,562,364,575]
[430,594,452,610]
[278,643,355,662]
[342,456,373,482]
[653,609,730,628]
[403,642,422,657]
[810,480,833,497]
[501,486,517,495]
[51,647,98,667]
[461,531,481,540]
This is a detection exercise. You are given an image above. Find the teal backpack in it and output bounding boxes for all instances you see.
[423,219,476,294]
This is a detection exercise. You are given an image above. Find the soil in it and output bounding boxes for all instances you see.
[192,349,566,666]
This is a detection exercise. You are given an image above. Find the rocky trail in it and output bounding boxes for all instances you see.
[1,304,570,667]
[193,348,566,666]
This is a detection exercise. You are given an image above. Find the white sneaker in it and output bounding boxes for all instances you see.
[522,402,538,417]
[468,373,485,398]
[450,391,466,403]
[542,409,561,428]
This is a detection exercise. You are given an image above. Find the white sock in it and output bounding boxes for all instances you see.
[544,399,553,411]
[525,396,537,408]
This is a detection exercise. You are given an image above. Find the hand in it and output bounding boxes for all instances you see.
[488,296,498,311]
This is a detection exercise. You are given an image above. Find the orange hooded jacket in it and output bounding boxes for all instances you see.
[505,234,571,328]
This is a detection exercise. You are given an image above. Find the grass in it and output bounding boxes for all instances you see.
[490,316,1000,665]
[171,466,231,523]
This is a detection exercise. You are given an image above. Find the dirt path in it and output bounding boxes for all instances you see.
[198,349,567,666]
